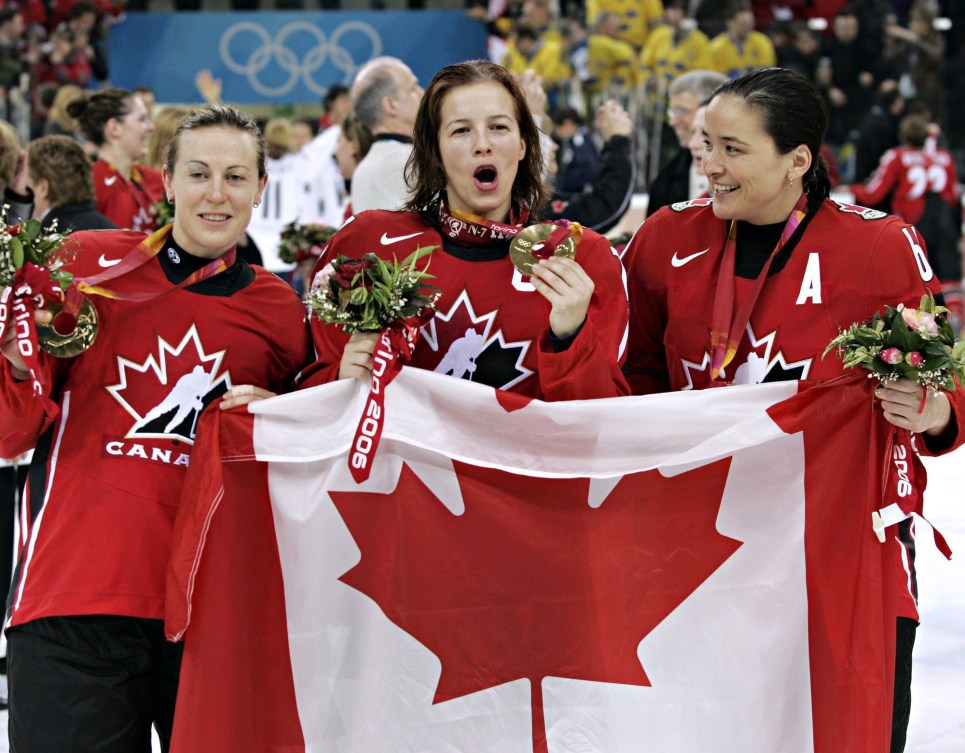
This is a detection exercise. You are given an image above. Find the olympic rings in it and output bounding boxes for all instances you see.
[219,21,382,97]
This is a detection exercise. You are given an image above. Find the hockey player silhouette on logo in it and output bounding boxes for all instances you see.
[434,328,486,380]
[135,364,217,439]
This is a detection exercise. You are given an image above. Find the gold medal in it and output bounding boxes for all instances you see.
[508,223,577,275]
[38,298,98,358]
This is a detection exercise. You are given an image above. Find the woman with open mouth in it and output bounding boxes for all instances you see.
[302,59,629,402]
[622,67,965,753]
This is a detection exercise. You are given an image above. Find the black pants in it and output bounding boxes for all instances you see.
[891,616,918,753]
[7,615,183,753]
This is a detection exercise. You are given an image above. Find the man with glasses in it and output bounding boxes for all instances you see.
[645,69,726,216]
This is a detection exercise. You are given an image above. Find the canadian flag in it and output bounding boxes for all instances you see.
[167,369,900,753]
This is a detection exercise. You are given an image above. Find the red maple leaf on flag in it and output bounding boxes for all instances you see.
[331,459,741,753]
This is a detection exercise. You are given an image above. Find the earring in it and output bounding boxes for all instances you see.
[167,196,174,204]
[253,201,260,208]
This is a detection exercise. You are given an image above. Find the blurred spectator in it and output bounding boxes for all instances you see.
[708,0,777,78]
[0,118,30,220]
[291,118,318,153]
[0,8,25,90]
[852,79,905,182]
[883,0,946,127]
[551,107,602,194]
[775,21,821,80]
[818,7,878,149]
[66,87,161,232]
[585,0,664,51]
[349,56,423,213]
[639,0,712,91]
[299,106,349,227]
[247,117,311,276]
[502,24,572,94]
[685,101,710,198]
[694,0,731,39]
[133,84,156,114]
[850,114,961,324]
[320,84,351,130]
[42,83,86,140]
[333,111,374,221]
[60,1,109,83]
[25,134,117,233]
[646,69,726,216]
[34,29,92,89]
[585,11,638,93]
[145,106,192,170]
[545,99,636,233]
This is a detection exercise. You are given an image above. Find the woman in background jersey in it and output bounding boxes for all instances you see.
[622,67,965,753]
[302,59,628,400]
[0,105,310,753]
[67,87,162,233]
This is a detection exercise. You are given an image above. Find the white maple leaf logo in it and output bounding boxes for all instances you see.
[106,325,232,444]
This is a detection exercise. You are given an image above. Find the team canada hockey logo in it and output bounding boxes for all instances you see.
[834,200,887,220]
[680,324,812,389]
[670,197,714,212]
[421,290,533,390]
[106,325,232,448]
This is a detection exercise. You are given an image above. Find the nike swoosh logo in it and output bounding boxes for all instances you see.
[98,254,122,268]
[671,248,710,267]
[380,231,423,245]
[104,176,118,186]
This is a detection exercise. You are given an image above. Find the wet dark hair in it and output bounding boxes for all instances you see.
[65,87,134,147]
[404,59,547,219]
[165,104,267,179]
[712,67,831,201]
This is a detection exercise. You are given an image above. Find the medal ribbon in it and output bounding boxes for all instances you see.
[439,202,582,262]
[62,225,236,316]
[439,202,530,245]
[709,193,809,381]
[348,308,435,484]
[0,264,65,428]
[530,220,583,261]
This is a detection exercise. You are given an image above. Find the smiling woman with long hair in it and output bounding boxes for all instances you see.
[302,59,629,400]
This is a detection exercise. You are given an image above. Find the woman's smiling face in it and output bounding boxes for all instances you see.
[438,81,526,222]
[701,93,809,226]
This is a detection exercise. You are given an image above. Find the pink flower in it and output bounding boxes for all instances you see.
[879,347,904,365]
[905,351,924,366]
[900,306,939,334]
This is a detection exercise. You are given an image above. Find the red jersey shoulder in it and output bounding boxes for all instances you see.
[330,211,434,257]
[828,198,890,221]
[65,229,147,277]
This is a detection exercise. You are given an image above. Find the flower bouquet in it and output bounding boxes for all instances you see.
[305,246,440,334]
[823,293,965,395]
[278,220,337,265]
[306,245,440,484]
[0,215,73,290]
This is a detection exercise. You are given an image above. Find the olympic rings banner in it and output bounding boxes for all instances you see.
[108,11,488,104]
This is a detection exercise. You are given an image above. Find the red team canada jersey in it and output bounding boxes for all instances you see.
[851,146,960,226]
[0,228,310,627]
[302,210,630,400]
[623,198,965,619]
[92,160,163,233]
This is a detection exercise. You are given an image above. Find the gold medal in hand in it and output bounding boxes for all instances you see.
[509,223,578,275]
[38,298,98,358]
